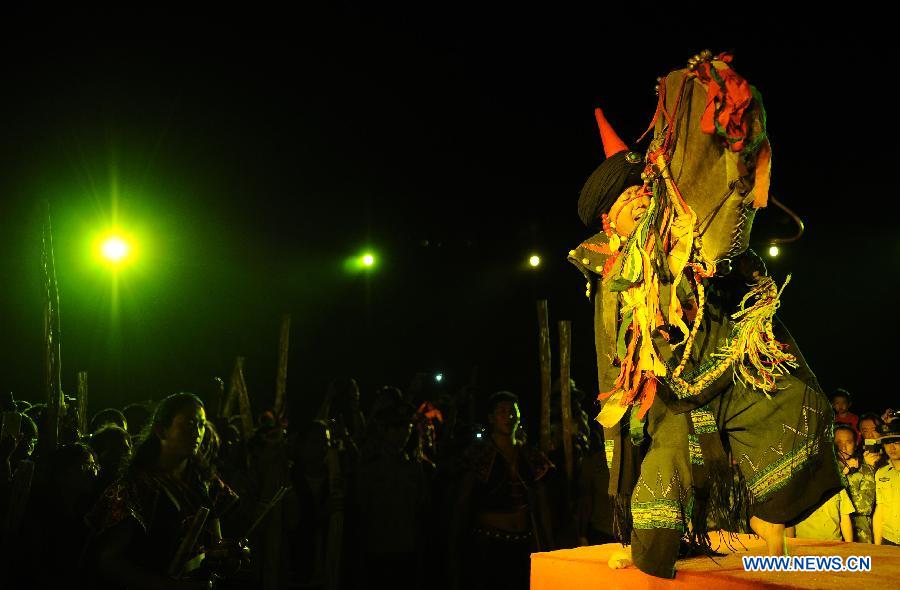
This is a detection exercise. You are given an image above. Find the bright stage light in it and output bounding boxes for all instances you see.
[362,253,375,267]
[768,245,780,258]
[100,236,130,263]
[529,255,541,267]
[435,373,443,383]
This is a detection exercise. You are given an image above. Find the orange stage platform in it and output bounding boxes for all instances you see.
[531,534,900,589]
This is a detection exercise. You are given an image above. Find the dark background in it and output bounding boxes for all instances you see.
[1,7,897,424]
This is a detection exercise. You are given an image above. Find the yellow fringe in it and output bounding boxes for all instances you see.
[713,275,798,394]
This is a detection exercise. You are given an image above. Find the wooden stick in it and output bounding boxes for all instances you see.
[274,314,291,421]
[77,371,88,436]
[167,506,210,578]
[559,320,574,495]
[214,377,225,419]
[236,358,254,440]
[245,485,290,537]
[222,357,242,419]
[41,202,63,453]
[537,301,552,453]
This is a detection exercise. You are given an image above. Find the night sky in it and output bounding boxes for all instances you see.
[1,8,897,423]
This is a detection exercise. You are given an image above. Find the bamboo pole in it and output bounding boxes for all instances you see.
[537,301,552,453]
[214,376,225,419]
[167,507,210,578]
[559,320,574,494]
[77,371,88,436]
[274,314,291,421]
[222,357,242,419]
[41,202,63,453]
[235,358,254,440]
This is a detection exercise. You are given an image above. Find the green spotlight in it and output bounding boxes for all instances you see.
[100,235,131,264]
[342,250,380,273]
[768,245,780,258]
[529,255,541,268]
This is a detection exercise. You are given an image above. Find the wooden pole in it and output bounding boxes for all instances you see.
[235,358,254,440]
[274,314,291,421]
[77,371,88,436]
[167,507,210,578]
[214,376,225,419]
[537,301,552,453]
[41,202,63,452]
[559,320,574,495]
[223,357,242,419]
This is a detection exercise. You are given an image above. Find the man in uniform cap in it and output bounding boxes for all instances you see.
[874,420,900,545]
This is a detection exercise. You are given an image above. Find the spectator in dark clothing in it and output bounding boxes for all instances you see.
[21,442,100,589]
[356,401,429,590]
[287,419,357,590]
[90,408,128,435]
[830,389,858,432]
[122,403,152,441]
[448,391,554,590]
[10,413,38,467]
[318,377,366,444]
[85,393,241,589]
[860,413,888,471]
[88,424,132,494]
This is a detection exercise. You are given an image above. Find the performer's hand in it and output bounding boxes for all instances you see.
[734,249,767,283]
[846,457,859,470]
[205,538,250,577]
[864,451,881,467]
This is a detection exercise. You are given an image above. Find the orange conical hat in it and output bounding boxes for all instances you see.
[595,108,628,158]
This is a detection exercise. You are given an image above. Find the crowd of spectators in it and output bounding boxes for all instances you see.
[0,376,609,589]
[789,388,900,546]
[1,379,896,589]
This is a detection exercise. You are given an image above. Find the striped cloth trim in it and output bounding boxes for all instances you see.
[690,407,718,434]
[747,437,820,502]
[632,496,693,531]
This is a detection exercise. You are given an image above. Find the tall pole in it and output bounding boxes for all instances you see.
[274,314,291,423]
[77,371,89,436]
[222,357,242,419]
[537,301,552,453]
[235,357,254,440]
[559,320,574,496]
[41,202,63,452]
[214,376,225,419]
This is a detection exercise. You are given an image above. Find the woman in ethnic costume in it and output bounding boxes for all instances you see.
[85,393,244,589]
[568,52,842,578]
[448,391,554,590]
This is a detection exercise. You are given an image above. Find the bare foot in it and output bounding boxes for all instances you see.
[750,516,786,555]
[608,545,633,569]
